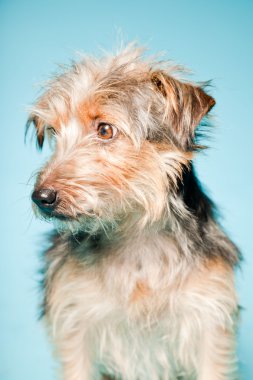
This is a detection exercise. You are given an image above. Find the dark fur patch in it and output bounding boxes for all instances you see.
[179,164,216,222]
[176,164,241,265]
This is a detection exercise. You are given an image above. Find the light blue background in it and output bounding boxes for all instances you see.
[1,0,252,379]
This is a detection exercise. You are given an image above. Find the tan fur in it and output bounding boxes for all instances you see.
[130,281,152,303]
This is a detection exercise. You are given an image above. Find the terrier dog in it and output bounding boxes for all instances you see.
[27,44,240,380]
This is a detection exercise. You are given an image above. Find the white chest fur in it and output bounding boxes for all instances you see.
[45,233,237,380]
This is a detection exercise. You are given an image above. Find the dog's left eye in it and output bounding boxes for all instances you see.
[97,123,117,140]
[46,126,56,135]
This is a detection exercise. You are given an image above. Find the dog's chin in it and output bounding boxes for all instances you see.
[51,212,77,221]
[52,216,84,233]
[52,212,104,234]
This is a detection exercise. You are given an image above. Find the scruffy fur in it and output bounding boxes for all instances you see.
[28,44,240,380]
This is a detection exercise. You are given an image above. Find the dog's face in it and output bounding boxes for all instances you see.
[28,45,215,231]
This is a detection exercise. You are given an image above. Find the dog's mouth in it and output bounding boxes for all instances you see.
[35,207,82,221]
[33,202,95,224]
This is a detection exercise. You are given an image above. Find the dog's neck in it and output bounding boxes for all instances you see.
[63,196,197,262]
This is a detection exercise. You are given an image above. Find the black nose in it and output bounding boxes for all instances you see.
[32,188,57,212]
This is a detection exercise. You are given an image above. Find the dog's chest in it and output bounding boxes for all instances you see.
[46,236,194,379]
[47,235,183,316]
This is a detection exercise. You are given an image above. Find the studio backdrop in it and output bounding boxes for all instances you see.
[1,0,252,379]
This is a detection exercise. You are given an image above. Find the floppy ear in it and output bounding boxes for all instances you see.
[25,115,45,149]
[151,71,215,149]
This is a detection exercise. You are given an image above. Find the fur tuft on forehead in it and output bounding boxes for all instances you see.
[27,43,215,150]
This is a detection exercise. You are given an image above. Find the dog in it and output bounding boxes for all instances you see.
[27,44,240,380]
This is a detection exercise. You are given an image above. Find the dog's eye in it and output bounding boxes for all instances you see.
[97,123,117,140]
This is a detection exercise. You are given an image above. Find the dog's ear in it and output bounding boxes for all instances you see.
[25,115,45,149]
[151,71,215,149]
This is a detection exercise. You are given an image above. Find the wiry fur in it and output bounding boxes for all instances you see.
[28,44,240,380]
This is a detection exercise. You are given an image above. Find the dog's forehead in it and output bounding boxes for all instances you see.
[36,51,151,131]
[30,45,206,150]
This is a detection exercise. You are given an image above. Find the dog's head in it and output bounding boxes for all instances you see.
[27,44,215,232]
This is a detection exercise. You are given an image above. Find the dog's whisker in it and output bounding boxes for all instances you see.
[12,195,32,205]
[18,182,34,186]
[23,210,35,233]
